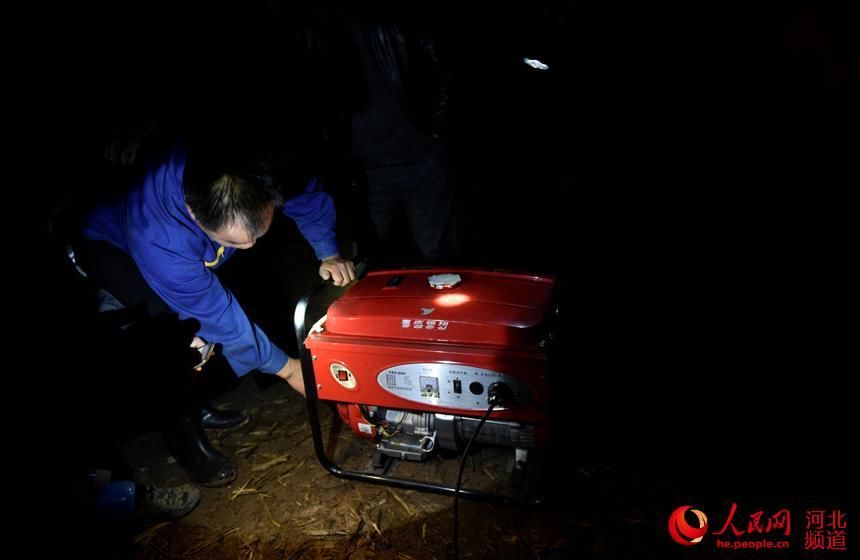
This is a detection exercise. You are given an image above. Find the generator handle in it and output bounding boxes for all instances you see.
[293,257,368,463]
[294,256,368,396]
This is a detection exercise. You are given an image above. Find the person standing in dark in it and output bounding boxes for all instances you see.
[339,3,457,261]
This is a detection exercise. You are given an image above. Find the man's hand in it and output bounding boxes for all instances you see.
[190,336,215,372]
[275,358,306,397]
[319,255,356,287]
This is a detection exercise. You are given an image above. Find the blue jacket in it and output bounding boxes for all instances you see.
[81,145,338,376]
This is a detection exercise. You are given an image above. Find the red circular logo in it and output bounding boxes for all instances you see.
[668,505,709,546]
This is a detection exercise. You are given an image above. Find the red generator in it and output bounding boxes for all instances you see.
[295,267,557,504]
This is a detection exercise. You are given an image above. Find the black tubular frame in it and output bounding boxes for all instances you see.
[293,263,544,506]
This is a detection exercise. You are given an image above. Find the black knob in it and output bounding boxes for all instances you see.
[469,382,484,395]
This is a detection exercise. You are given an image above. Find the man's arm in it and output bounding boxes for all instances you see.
[283,178,356,286]
[126,235,290,377]
[275,359,306,397]
[282,177,339,259]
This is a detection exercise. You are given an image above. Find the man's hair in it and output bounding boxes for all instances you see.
[183,145,286,238]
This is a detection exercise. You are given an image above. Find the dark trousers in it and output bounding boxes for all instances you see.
[64,239,216,441]
[364,146,458,260]
[72,238,172,316]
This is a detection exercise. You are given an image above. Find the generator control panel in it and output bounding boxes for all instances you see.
[376,363,530,410]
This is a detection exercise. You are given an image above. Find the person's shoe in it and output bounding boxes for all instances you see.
[200,403,249,430]
[135,483,200,521]
[161,413,237,487]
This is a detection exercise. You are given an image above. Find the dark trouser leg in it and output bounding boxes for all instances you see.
[365,170,398,256]
[73,238,172,316]
[365,148,458,261]
[399,149,458,260]
[71,239,236,486]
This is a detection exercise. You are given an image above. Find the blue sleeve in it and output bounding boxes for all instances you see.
[126,236,289,377]
[282,177,339,260]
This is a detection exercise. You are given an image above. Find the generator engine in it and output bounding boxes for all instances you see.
[304,269,556,471]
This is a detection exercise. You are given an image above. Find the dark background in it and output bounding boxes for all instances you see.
[25,1,855,555]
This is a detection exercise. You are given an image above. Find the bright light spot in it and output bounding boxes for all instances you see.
[523,57,549,71]
[435,293,471,307]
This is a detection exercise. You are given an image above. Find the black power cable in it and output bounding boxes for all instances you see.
[452,382,513,559]
[452,403,495,559]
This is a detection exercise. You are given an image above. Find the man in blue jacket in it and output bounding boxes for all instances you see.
[73,141,355,486]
